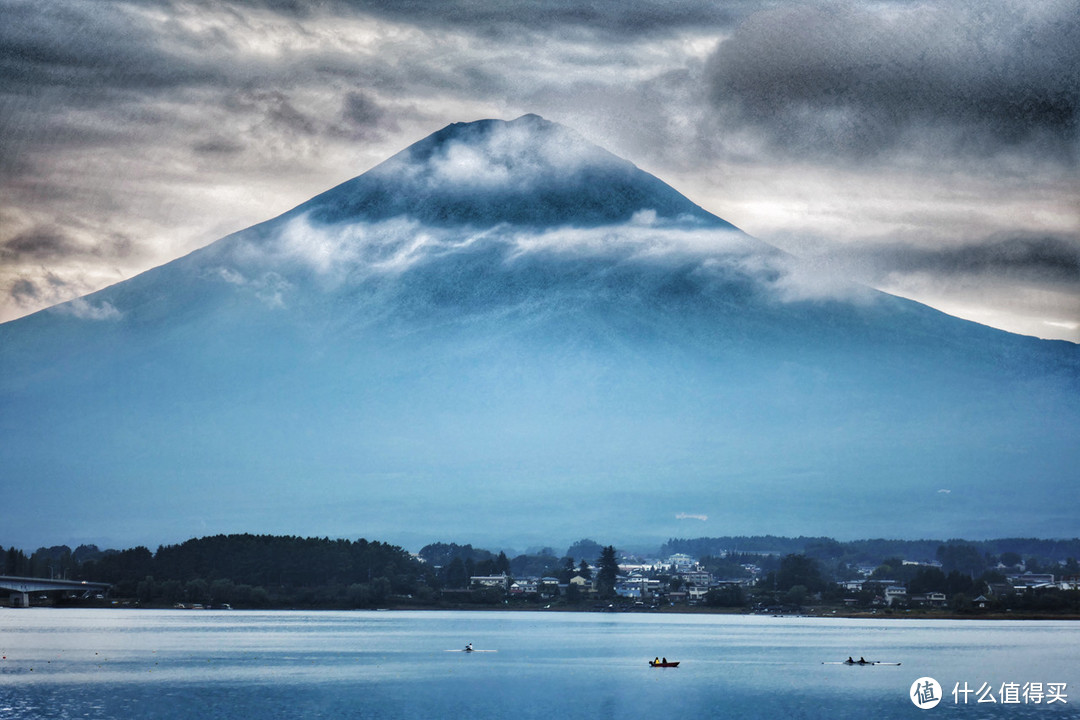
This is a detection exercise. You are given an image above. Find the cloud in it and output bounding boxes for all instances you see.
[704,1,1080,164]
[49,297,122,321]
[205,0,759,38]
[869,234,1080,284]
[210,266,292,308]
[423,119,618,191]
[245,209,875,309]
[268,210,761,276]
[676,512,708,521]
[1,225,136,263]
[10,277,40,303]
[771,230,1080,340]
[0,0,1077,342]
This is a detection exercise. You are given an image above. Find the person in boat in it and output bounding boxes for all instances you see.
[662,657,667,664]
[654,657,660,664]
[465,643,473,652]
[847,657,855,664]
[859,657,868,664]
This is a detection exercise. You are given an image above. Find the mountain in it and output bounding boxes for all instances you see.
[1,114,1077,551]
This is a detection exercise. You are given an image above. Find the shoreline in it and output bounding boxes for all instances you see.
[23,597,1080,620]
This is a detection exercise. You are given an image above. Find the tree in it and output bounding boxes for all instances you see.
[136,576,156,604]
[4,547,29,576]
[785,585,809,606]
[937,543,986,577]
[444,557,468,589]
[567,539,603,562]
[908,567,947,595]
[559,557,576,583]
[596,546,618,597]
[949,592,973,613]
[185,578,210,605]
[706,584,745,608]
[775,554,826,593]
[160,580,184,605]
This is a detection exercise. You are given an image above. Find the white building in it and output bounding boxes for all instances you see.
[470,574,510,590]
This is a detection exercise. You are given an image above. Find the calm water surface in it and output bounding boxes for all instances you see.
[1,609,1077,719]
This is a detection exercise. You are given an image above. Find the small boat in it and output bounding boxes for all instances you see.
[649,660,680,667]
[823,659,901,666]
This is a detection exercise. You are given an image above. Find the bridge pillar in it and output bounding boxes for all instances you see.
[10,592,29,608]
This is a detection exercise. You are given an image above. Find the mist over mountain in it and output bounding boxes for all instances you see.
[1,115,1077,552]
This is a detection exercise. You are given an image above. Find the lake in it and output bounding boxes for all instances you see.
[1,609,1077,719]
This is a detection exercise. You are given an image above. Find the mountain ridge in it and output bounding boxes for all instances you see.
[0,115,1076,552]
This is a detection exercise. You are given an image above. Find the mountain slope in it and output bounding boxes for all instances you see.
[1,115,1077,551]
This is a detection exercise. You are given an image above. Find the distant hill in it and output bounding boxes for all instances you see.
[662,537,1080,564]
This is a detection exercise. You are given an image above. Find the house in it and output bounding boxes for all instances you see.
[1009,573,1055,589]
[509,578,538,595]
[615,576,662,599]
[538,577,560,598]
[910,592,946,607]
[568,575,593,593]
[666,554,696,571]
[884,586,907,606]
[686,586,710,603]
[470,574,510,591]
[679,570,713,587]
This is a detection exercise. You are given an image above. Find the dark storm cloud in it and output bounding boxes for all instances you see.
[225,90,319,136]
[705,2,1080,162]
[10,277,39,302]
[2,0,1078,339]
[0,0,217,96]
[0,225,137,263]
[868,234,1080,284]
[8,270,70,305]
[0,226,81,261]
[192,138,246,156]
[337,91,398,140]
[187,0,769,37]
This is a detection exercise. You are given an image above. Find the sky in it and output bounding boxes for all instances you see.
[1,0,1078,341]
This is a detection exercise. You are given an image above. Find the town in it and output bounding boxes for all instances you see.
[3,535,1079,616]
[445,543,1080,616]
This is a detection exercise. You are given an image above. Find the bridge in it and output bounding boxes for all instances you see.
[0,575,111,607]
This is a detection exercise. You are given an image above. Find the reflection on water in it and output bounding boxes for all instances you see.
[1,610,1078,719]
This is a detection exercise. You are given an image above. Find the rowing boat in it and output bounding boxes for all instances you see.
[820,660,898,669]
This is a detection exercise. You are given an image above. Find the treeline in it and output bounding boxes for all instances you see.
[663,537,1080,569]
[1,535,623,610]
[728,551,1080,614]
[7,534,1080,613]
[4,535,433,609]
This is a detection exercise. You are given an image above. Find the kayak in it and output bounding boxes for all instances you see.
[823,661,901,666]
[649,660,680,667]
